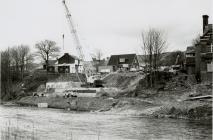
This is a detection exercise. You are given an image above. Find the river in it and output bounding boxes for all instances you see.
[0,106,211,140]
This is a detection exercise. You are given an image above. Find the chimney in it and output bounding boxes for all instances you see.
[202,15,209,33]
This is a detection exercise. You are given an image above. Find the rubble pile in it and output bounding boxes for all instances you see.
[164,75,193,91]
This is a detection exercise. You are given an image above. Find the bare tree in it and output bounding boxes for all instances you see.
[192,34,200,46]
[11,47,20,75]
[141,28,167,87]
[153,30,167,70]
[35,40,60,72]
[1,45,34,100]
[91,49,103,61]
[96,49,103,62]
[25,53,34,71]
[141,29,154,87]
[91,49,103,72]
[1,48,12,99]
[10,45,33,81]
[18,45,33,80]
[161,50,184,66]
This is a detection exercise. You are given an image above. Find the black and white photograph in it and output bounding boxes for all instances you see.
[0,0,212,139]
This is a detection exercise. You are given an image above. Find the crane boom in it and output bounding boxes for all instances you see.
[62,0,85,61]
[62,0,87,83]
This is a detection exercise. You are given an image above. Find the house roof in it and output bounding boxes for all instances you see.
[58,53,80,60]
[107,54,137,65]
[43,60,57,65]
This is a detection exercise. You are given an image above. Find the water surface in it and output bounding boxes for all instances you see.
[0,106,211,140]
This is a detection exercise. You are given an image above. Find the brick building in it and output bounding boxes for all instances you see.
[185,15,213,83]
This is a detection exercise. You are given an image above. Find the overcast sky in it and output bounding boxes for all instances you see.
[0,0,212,60]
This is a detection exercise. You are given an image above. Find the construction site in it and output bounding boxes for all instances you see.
[1,0,213,140]
[2,1,208,121]
[1,1,212,121]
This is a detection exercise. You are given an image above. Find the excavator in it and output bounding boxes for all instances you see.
[170,54,181,74]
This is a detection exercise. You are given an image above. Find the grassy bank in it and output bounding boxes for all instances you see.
[15,95,212,121]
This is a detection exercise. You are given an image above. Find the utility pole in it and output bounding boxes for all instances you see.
[62,34,64,50]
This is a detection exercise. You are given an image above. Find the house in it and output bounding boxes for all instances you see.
[82,58,112,75]
[43,53,83,73]
[107,54,139,71]
[92,58,108,73]
[185,15,213,83]
[96,58,113,73]
[56,53,83,73]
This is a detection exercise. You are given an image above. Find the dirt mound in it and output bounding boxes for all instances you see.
[103,72,144,89]
[23,70,60,92]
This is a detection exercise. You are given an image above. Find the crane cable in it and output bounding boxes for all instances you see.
[62,0,86,83]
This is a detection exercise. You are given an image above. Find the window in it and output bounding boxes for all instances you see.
[119,58,125,62]
[186,54,195,57]
[207,62,213,72]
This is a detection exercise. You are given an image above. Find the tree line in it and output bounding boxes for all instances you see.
[1,40,60,100]
[1,30,187,100]
[1,45,33,100]
[140,28,186,88]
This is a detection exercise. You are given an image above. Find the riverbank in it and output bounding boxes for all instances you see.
[15,96,158,113]
[14,94,212,121]
[3,72,212,121]
[16,96,119,111]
